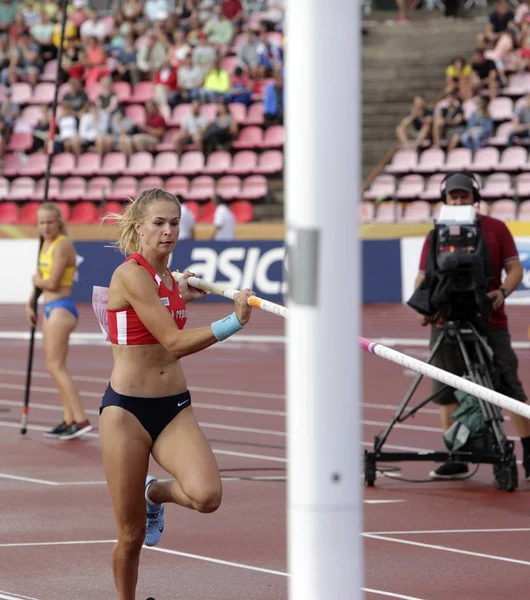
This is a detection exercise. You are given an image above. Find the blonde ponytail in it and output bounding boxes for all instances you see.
[39,202,68,236]
[102,188,181,256]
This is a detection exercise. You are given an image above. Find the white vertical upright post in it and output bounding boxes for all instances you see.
[285,1,363,599]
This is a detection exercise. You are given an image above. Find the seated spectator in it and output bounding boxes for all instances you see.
[143,0,169,23]
[120,99,166,157]
[169,29,191,67]
[508,93,530,145]
[30,103,50,153]
[96,75,119,127]
[153,57,178,107]
[174,98,209,154]
[224,66,254,106]
[201,57,231,103]
[202,98,238,156]
[193,30,217,73]
[30,9,55,61]
[222,0,243,28]
[262,0,285,32]
[445,57,473,100]
[52,13,78,49]
[79,7,107,43]
[197,0,216,25]
[55,100,82,156]
[458,97,494,152]
[203,5,235,49]
[1,29,41,87]
[113,32,140,87]
[78,101,108,150]
[96,108,133,156]
[237,28,261,78]
[471,48,499,99]
[137,29,166,79]
[395,95,433,149]
[69,0,90,29]
[82,36,110,87]
[0,1,17,36]
[119,0,144,34]
[263,68,283,126]
[0,34,9,72]
[177,53,205,102]
[478,0,515,49]
[257,27,284,74]
[432,92,465,151]
[63,76,89,116]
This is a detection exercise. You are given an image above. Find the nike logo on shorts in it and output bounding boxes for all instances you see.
[178,399,190,408]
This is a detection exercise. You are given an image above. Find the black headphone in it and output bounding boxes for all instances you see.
[440,171,481,204]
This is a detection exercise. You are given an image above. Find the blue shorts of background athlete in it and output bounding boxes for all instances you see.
[43,297,79,320]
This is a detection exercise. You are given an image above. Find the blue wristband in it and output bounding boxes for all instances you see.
[211,312,244,342]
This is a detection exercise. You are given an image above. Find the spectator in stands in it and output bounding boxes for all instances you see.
[202,98,238,156]
[137,29,166,79]
[211,193,236,241]
[79,7,107,43]
[445,57,473,101]
[118,0,144,34]
[201,56,231,103]
[52,12,78,49]
[153,57,179,107]
[0,0,17,35]
[480,0,515,49]
[1,29,41,87]
[458,97,494,152]
[395,95,433,149]
[120,99,166,157]
[224,65,254,106]
[60,37,82,82]
[432,92,465,152]
[96,76,119,130]
[30,103,51,153]
[263,68,283,126]
[82,36,109,87]
[179,199,197,240]
[193,30,217,74]
[237,27,261,77]
[177,52,205,102]
[0,117,6,160]
[222,0,244,28]
[257,25,283,73]
[56,100,82,157]
[114,32,140,87]
[0,87,20,131]
[174,97,208,154]
[471,48,499,99]
[144,0,170,22]
[169,29,191,66]
[262,0,285,31]
[30,10,56,61]
[96,108,134,156]
[63,76,89,116]
[508,93,530,145]
[0,34,9,73]
[79,101,107,151]
[204,4,235,48]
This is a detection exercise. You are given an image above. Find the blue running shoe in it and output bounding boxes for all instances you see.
[144,476,164,547]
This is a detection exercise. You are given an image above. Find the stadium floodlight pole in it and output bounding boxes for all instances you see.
[285,1,363,599]
[21,0,70,436]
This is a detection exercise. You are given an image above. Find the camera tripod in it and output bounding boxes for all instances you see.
[364,320,519,492]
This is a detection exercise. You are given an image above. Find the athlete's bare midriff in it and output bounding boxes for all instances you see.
[110,343,188,397]
[42,285,73,303]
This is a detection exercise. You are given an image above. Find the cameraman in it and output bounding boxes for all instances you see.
[413,171,530,480]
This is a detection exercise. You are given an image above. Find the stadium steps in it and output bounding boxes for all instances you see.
[362,15,488,180]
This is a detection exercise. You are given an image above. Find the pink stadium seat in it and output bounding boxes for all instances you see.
[227,151,257,176]
[164,176,189,196]
[18,105,42,128]
[85,177,113,201]
[200,103,218,123]
[415,147,446,174]
[31,177,60,201]
[184,200,200,221]
[238,175,267,201]
[169,104,192,127]
[244,102,264,126]
[395,174,425,200]
[152,152,179,176]
[50,152,76,177]
[230,200,254,223]
[203,151,232,175]
[27,82,55,105]
[124,152,154,177]
[363,174,396,201]
[184,176,215,202]
[221,55,238,74]
[100,152,127,176]
[440,148,472,172]
[129,82,154,104]
[419,173,446,201]
[113,81,132,103]
[5,177,35,201]
[0,202,19,223]
[228,102,246,124]
[374,202,397,223]
[125,104,146,127]
[69,202,98,224]
[155,129,179,152]
[11,82,32,105]
[493,146,527,172]
[75,152,101,177]
[518,200,530,220]
[56,177,87,202]
[489,97,514,121]
[58,82,72,102]
[360,201,375,223]
[259,125,284,149]
[488,122,512,147]
[216,176,241,201]
[178,151,205,176]
[6,132,33,152]
[2,154,23,177]
[472,146,500,173]
[199,201,216,223]
[489,199,517,220]
[384,149,418,175]
[107,176,138,201]
[232,126,263,150]
[19,153,47,177]
[87,82,104,104]
[254,150,283,175]
[502,72,530,96]
[515,173,530,199]
[480,173,514,200]
[138,176,164,193]
[40,60,57,82]
[399,201,432,223]
[0,177,8,199]
[18,202,41,224]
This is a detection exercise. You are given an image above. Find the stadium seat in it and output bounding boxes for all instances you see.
[232,126,263,150]
[201,103,218,123]
[125,104,146,127]
[216,176,241,201]
[260,125,284,149]
[100,152,127,176]
[221,55,238,74]
[395,174,425,200]
[124,152,154,177]
[518,200,530,220]
[138,176,164,193]
[489,199,517,220]
[56,177,87,202]
[471,147,501,173]
[11,82,32,105]
[183,200,200,221]
[169,104,191,127]
[419,173,446,201]
[58,82,72,102]
[515,173,530,199]
[6,177,35,201]
[363,174,396,201]
[87,82,104,104]
[228,102,246,124]
[254,150,283,175]
[75,152,101,177]
[85,177,113,201]
[488,122,512,147]
[489,97,514,121]
[244,102,264,126]
[415,147,446,174]
[199,201,216,223]
[99,201,123,222]
[19,153,47,177]
[501,72,530,96]
[360,201,375,223]
[0,202,19,223]
[480,173,514,200]
[2,154,23,177]
[399,201,431,223]
[384,149,418,175]
[31,177,60,201]
[18,105,42,128]
[69,202,98,224]
[6,132,33,152]
[152,152,179,176]
[440,148,472,172]
[155,129,179,152]
[129,82,154,104]
[203,151,231,175]
[55,202,71,222]
[27,82,55,105]
[0,177,8,199]
[184,176,215,201]
[40,60,57,82]
[179,151,205,176]
[227,150,257,175]
[108,177,138,202]
[374,202,397,223]
[18,202,41,224]
[51,152,76,177]
[113,81,132,103]
[238,175,267,201]
[164,176,189,196]
[493,146,527,172]
[231,200,254,223]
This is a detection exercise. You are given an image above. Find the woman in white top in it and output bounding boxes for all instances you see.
[57,101,82,156]
[177,197,196,241]
[211,194,235,241]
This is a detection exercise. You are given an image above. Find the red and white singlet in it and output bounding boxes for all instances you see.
[107,253,187,345]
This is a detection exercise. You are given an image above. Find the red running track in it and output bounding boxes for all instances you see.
[0,303,529,600]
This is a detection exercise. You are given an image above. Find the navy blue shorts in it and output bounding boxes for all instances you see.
[99,384,192,442]
[43,296,78,320]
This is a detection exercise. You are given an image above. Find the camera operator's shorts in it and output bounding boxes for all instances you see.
[429,325,528,406]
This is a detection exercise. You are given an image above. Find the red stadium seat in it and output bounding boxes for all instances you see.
[40,60,58,82]
[18,202,41,224]
[243,102,264,126]
[259,125,284,149]
[201,103,218,124]
[0,177,8,199]
[518,200,530,220]
[56,177,87,202]
[216,176,241,201]
[6,177,36,201]
[124,152,154,177]
[238,175,267,201]
[254,150,283,175]
[184,176,215,201]
[232,126,263,150]
[51,153,76,177]
[178,151,205,176]
[87,82,104,104]
[55,202,71,222]
[0,202,19,223]
[489,122,512,147]
[164,176,189,196]
[69,202,98,224]
[227,151,257,176]
[19,153,47,177]
[230,200,254,223]
[374,202,397,223]
[183,200,200,221]
[100,152,127,177]
[440,148,472,172]
[18,105,42,128]
[515,173,530,199]
[99,201,124,222]
[152,151,179,176]
[199,201,216,223]
[221,55,238,74]
[488,97,514,121]
[155,129,179,152]
[471,147,501,174]
[361,201,375,223]
[203,151,231,175]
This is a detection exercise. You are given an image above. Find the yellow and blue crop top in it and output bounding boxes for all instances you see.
[38,235,75,287]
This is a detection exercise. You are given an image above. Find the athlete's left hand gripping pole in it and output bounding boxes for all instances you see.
[21,0,70,436]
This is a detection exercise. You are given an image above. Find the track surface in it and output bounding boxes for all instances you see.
[0,303,529,600]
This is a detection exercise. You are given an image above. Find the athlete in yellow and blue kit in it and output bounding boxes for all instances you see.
[26,202,92,440]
